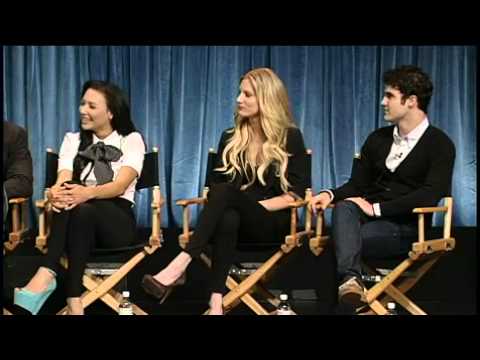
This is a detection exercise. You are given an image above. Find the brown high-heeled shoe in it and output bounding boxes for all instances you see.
[141,272,187,304]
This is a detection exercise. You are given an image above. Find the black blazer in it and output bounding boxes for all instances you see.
[332,124,455,224]
[211,127,309,201]
[3,121,33,199]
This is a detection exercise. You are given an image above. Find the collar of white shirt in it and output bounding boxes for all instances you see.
[92,130,121,147]
[393,117,430,146]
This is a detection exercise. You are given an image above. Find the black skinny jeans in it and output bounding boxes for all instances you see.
[42,198,136,297]
[184,183,288,294]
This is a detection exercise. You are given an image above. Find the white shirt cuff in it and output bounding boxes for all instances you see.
[319,189,334,201]
[373,203,381,217]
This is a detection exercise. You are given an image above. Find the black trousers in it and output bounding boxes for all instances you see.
[42,198,136,297]
[185,183,288,294]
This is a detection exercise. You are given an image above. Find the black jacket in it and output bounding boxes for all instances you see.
[3,121,33,199]
[211,127,309,200]
[332,124,455,224]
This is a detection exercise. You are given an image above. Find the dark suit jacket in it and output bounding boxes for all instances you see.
[332,124,455,225]
[3,121,33,199]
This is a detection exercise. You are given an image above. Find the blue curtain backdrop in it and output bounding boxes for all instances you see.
[3,46,476,227]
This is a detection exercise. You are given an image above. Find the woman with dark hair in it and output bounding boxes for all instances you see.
[14,80,145,315]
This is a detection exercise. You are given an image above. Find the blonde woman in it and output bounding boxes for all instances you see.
[142,68,308,314]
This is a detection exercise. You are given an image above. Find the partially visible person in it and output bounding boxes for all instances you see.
[3,120,33,231]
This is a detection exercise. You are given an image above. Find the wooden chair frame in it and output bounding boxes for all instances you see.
[314,197,455,315]
[4,197,29,253]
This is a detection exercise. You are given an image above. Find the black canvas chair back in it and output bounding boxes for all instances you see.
[45,149,59,189]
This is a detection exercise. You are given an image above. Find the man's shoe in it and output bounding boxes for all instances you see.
[338,277,366,307]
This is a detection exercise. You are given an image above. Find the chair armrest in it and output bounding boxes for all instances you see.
[316,203,335,209]
[9,197,28,204]
[286,199,309,208]
[413,206,449,214]
[36,198,50,208]
[176,197,207,206]
[151,198,165,209]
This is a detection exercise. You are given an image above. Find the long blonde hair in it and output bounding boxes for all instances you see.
[216,68,296,192]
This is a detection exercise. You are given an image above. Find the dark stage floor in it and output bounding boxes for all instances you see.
[2,227,476,315]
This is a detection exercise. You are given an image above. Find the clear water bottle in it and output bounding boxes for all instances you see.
[277,293,293,315]
[362,274,382,284]
[386,302,398,315]
[119,291,133,315]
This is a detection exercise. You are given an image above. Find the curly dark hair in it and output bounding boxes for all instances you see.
[383,65,433,113]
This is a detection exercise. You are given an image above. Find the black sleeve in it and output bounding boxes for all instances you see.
[380,134,456,216]
[4,126,33,198]
[286,127,308,197]
[332,132,377,201]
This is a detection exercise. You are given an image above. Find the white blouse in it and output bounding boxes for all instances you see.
[58,130,145,204]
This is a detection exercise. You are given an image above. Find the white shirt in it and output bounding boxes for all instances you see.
[372,118,429,216]
[385,118,430,173]
[58,130,145,204]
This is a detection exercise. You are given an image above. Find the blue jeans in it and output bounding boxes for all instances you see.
[332,200,417,283]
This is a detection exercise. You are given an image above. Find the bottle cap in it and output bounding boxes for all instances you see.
[279,293,288,301]
[122,291,130,297]
[387,302,395,310]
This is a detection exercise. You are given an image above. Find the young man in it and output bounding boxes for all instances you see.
[310,65,455,306]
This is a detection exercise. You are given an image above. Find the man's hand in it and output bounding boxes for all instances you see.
[309,192,332,216]
[345,197,374,217]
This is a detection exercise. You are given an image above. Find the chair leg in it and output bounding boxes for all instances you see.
[81,250,149,308]
[369,300,389,315]
[3,308,13,315]
[57,248,157,315]
[383,285,427,315]
[199,252,280,315]
[223,250,284,310]
[57,275,148,315]
[252,282,281,308]
[224,276,270,315]
[365,258,414,303]
[393,256,439,294]
[56,276,121,315]
[132,303,148,315]
[365,256,439,315]
[199,253,271,315]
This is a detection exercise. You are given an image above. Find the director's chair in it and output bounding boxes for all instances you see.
[313,154,455,315]
[35,147,163,315]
